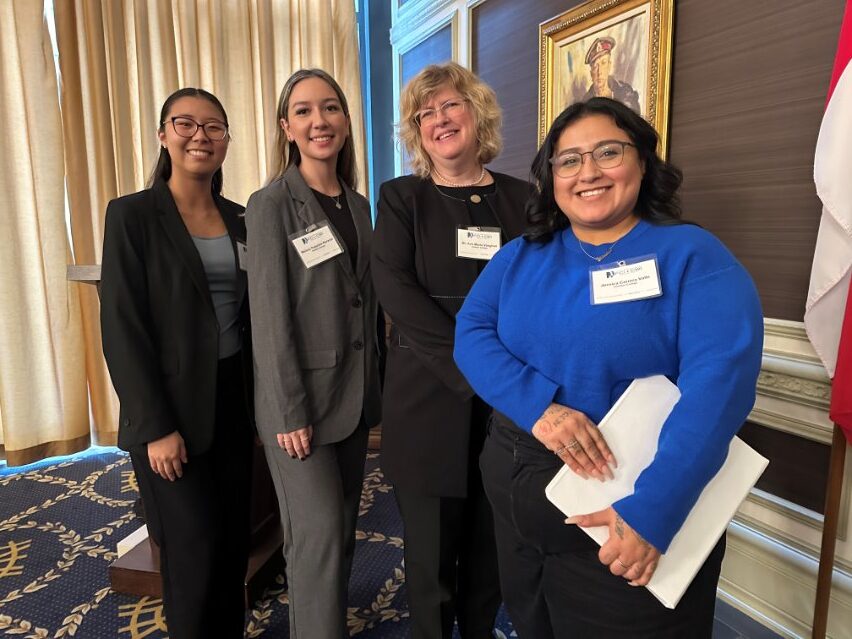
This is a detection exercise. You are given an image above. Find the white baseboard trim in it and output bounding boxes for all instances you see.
[718,521,852,639]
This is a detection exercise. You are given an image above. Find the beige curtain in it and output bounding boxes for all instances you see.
[0,0,90,465]
[54,0,366,446]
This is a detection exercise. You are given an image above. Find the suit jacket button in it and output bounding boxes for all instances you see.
[353,340,364,351]
[352,297,362,308]
[122,418,130,426]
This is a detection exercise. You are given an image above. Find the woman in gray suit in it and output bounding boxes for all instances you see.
[245,69,382,639]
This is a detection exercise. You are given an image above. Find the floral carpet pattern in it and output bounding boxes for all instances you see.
[0,448,516,638]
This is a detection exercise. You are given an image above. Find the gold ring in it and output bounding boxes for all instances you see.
[554,445,567,456]
[566,439,582,451]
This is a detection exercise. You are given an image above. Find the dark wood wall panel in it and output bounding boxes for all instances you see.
[471,0,845,320]
[669,0,841,320]
[401,25,452,87]
[472,0,584,179]
[739,422,830,514]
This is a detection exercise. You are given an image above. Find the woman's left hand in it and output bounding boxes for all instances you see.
[569,506,661,586]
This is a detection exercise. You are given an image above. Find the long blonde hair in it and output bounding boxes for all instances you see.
[267,68,357,189]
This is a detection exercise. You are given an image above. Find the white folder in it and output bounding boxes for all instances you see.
[544,375,768,609]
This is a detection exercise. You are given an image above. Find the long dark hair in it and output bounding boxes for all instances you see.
[268,69,357,190]
[147,88,229,195]
[526,98,683,243]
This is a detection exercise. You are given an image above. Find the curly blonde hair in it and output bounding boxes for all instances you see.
[398,62,502,178]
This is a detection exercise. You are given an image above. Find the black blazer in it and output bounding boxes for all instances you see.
[100,179,251,455]
[371,172,530,497]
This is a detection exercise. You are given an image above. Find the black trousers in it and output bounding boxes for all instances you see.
[393,398,501,639]
[130,352,253,639]
[480,415,724,639]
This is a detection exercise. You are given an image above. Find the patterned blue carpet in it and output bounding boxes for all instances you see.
[0,448,517,638]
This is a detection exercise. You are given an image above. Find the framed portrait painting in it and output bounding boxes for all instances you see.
[538,0,674,155]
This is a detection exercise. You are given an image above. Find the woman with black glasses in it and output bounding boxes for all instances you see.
[101,88,253,639]
[454,98,763,638]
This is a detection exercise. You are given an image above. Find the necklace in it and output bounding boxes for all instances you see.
[576,236,620,262]
[432,166,486,188]
[319,191,342,209]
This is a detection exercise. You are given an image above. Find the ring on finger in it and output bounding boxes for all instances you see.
[566,439,582,451]
[554,445,567,456]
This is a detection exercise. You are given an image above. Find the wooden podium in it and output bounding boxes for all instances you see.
[68,265,284,605]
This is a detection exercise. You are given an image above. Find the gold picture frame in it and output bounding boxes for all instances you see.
[538,0,675,156]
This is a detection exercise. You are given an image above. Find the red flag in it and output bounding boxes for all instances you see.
[805,0,852,442]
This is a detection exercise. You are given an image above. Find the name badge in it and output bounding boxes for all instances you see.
[589,255,662,305]
[236,240,248,271]
[289,222,344,269]
[456,226,502,260]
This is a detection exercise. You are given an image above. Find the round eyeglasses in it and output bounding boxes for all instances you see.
[165,116,229,141]
[413,98,467,127]
[549,141,636,177]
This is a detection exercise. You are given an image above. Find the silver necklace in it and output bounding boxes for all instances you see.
[432,166,486,188]
[331,193,342,209]
[576,236,620,262]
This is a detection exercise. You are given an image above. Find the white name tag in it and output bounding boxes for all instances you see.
[456,226,502,260]
[589,255,662,305]
[236,240,248,271]
[289,222,344,269]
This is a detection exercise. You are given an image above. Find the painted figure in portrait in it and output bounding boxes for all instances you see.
[581,36,641,113]
[554,7,649,118]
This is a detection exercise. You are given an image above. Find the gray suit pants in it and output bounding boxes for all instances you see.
[264,422,368,639]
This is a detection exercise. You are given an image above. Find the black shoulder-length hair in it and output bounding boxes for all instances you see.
[147,87,229,195]
[525,97,684,243]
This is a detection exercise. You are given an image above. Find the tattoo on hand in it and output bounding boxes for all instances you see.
[615,515,625,540]
[634,529,651,550]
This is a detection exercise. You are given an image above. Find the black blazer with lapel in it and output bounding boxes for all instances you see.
[100,179,250,455]
[245,166,382,448]
[371,171,531,497]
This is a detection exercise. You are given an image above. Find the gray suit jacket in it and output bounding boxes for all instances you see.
[245,166,382,447]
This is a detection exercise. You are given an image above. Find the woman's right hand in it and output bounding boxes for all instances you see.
[532,403,616,480]
[148,431,188,481]
[277,425,313,460]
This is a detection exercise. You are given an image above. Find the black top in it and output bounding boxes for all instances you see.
[311,188,358,269]
[434,183,499,230]
[434,183,500,273]
[371,171,532,497]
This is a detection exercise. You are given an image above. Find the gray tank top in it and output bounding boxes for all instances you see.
[191,234,241,359]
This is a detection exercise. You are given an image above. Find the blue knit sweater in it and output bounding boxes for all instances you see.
[454,219,763,552]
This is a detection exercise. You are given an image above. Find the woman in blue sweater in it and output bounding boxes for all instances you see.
[453,98,763,638]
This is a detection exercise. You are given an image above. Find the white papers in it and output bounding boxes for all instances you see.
[545,375,768,609]
[116,524,148,558]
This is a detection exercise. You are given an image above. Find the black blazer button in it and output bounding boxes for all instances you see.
[122,418,130,426]
[352,297,362,308]
[353,340,364,351]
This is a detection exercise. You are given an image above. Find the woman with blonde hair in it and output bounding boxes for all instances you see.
[245,68,382,639]
[371,61,530,639]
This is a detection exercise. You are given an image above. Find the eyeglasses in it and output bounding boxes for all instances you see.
[413,98,467,127]
[165,116,229,141]
[549,141,636,177]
